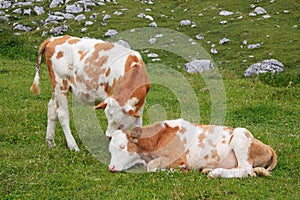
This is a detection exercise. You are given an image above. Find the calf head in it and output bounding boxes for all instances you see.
[95,97,142,137]
[108,128,145,172]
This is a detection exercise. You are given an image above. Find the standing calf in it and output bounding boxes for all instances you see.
[30,35,150,151]
[108,119,277,178]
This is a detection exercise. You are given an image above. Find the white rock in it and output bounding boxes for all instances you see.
[147,53,159,58]
[219,10,234,16]
[254,7,267,15]
[149,38,156,44]
[66,4,83,14]
[104,29,118,37]
[244,59,284,77]
[50,0,64,8]
[75,14,86,21]
[263,14,271,19]
[103,14,111,21]
[115,40,131,49]
[12,8,22,14]
[34,6,45,15]
[196,34,204,40]
[248,43,261,49]
[180,19,191,26]
[220,20,227,25]
[184,59,214,74]
[219,38,230,44]
[149,22,157,27]
[23,8,31,15]
[210,48,218,54]
[85,21,93,26]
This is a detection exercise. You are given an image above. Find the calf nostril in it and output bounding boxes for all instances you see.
[109,166,116,172]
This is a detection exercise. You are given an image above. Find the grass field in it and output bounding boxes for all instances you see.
[1,0,299,199]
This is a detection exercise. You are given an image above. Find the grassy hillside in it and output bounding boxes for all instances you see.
[0,0,299,199]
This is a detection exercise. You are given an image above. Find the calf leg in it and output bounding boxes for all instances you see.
[56,88,79,152]
[46,96,58,148]
[208,128,254,178]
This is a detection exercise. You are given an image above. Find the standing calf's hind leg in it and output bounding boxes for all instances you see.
[46,96,58,148]
[56,88,80,152]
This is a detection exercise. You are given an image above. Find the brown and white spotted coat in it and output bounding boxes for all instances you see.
[30,35,150,151]
[108,119,277,178]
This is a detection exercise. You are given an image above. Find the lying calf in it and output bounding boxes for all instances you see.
[108,118,277,178]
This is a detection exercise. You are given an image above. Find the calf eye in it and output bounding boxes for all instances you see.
[118,124,124,130]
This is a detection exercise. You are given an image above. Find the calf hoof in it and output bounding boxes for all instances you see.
[201,168,212,175]
[68,143,80,152]
[46,138,56,149]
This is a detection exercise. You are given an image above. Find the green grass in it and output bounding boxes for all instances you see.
[1,0,299,199]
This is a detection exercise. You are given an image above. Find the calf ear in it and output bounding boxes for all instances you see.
[128,109,140,118]
[94,101,107,109]
[129,127,142,143]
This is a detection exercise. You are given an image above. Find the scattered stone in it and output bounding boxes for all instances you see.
[104,29,118,37]
[180,19,191,26]
[263,14,271,19]
[0,1,12,9]
[219,10,234,16]
[148,38,156,44]
[13,24,32,32]
[184,59,214,74]
[149,22,157,27]
[34,6,45,15]
[75,14,86,21]
[248,43,261,49]
[50,0,64,8]
[12,8,22,15]
[210,48,218,54]
[81,27,88,32]
[113,11,122,15]
[102,14,111,21]
[66,4,84,14]
[147,53,159,58]
[254,7,267,15]
[115,40,131,49]
[85,21,93,26]
[244,59,284,77]
[249,12,257,17]
[45,15,64,22]
[219,38,230,44]
[196,34,204,40]
[49,25,68,35]
[220,20,227,25]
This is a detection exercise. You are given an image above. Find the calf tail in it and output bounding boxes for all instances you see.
[266,146,277,171]
[30,38,51,95]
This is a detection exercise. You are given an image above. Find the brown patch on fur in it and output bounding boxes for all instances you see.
[208,126,215,134]
[105,68,111,77]
[78,50,88,61]
[180,127,187,134]
[44,35,72,89]
[127,123,186,168]
[204,155,209,161]
[68,38,80,44]
[247,139,277,170]
[198,132,206,148]
[56,51,64,59]
[211,149,221,162]
[228,135,234,145]
[244,131,253,139]
[112,58,150,113]
[223,126,234,133]
[60,79,68,91]
[125,55,139,73]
